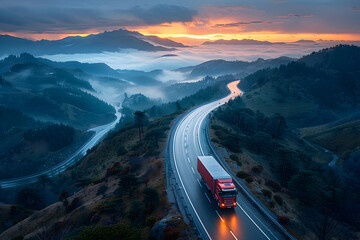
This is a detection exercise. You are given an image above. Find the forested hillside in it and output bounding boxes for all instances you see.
[239,45,360,127]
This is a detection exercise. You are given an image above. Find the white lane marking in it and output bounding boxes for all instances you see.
[191,167,195,174]
[172,115,212,240]
[197,179,202,187]
[185,136,187,141]
[195,81,241,156]
[185,149,188,154]
[238,202,280,240]
[237,203,270,240]
[204,192,211,202]
[185,142,187,147]
[215,210,224,222]
[230,231,238,240]
[187,157,190,163]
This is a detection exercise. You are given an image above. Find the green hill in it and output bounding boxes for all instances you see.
[239,45,360,127]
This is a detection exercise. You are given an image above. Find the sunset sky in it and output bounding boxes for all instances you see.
[1,0,359,44]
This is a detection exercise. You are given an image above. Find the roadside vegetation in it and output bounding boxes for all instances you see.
[0,76,235,239]
[211,98,358,239]
[210,49,360,239]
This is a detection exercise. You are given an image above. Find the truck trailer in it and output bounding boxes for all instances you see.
[197,156,237,208]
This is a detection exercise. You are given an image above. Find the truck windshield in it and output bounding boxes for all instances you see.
[220,190,237,197]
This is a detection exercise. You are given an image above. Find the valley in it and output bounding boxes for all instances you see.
[0,10,359,239]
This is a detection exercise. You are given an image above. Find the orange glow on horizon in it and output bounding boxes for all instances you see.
[128,20,360,45]
[2,19,359,45]
[2,32,97,41]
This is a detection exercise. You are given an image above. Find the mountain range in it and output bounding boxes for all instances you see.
[0,29,187,56]
[202,39,286,45]
[176,56,294,78]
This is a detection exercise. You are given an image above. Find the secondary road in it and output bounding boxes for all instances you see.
[0,110,121,189]
[169,81,292,240]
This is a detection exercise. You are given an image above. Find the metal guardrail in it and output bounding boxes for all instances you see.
[163,111,202,238]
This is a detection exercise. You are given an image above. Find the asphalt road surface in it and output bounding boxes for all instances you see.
[169,81,291,240]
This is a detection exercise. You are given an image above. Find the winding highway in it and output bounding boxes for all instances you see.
[0,110,121,189]
[168,81,294,240]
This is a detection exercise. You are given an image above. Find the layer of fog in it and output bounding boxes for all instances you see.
[41,41,360,106]
[40,41,360,72]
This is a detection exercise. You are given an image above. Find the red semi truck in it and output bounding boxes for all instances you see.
[197,156,237,208]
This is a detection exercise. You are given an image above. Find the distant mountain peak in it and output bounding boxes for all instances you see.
[0,29,179,55]
[202,38,286,45]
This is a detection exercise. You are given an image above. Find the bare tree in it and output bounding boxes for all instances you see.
[134,111,146,141]
[36,221,53,240]
[312,215,341,240]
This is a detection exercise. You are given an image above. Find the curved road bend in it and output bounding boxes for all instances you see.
[0,110,121,189]
[170,81,288,240]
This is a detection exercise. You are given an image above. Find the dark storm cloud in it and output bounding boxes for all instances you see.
[278,13,314,18]
[213,21,273,28]
[350,7,360,12]
[0,4,197,33]
[0,7,109,32]
[129,4,197,25]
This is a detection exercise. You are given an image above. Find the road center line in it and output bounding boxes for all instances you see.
[204,192,211,202]
[197,179,202,187]
[237,203,270,240]
[215,210,224,222]
[187,157,190,163]
[230,231,238,240]
[191,167,195,174]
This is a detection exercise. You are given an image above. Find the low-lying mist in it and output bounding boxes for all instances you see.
[40,41,359,72]
[40,41,360,107]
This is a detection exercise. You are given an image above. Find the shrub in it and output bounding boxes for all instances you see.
[66,223,139,240]
[127,200,145,227]
[274,195,283,205]
[211,124,221,130]
[119,173,139,196]
[11,236,24,240]
[261,189,272,198]
[277,216,290,225]
[236,171,249,179]
[97,185,108,196]
[143,188,160,213]
[163,226,180,240]
[145,216,157,228]
[245,176,254,183]
[66,197,81,212]
[215,130,227,140]
[230,154,239,161]
[10,205,17,214]
[59,190,69,202]
[265,179,281,192]
[117,145,127,156]
[106,162,122,177]
[251,165,264,174]
[103,198,122,213]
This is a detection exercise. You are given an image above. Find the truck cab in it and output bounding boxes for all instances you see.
[215,179,237,208]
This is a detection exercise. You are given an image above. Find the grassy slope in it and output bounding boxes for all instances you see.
[242,82,320,126]
[301,119,360,159]
[0,112,196,240]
